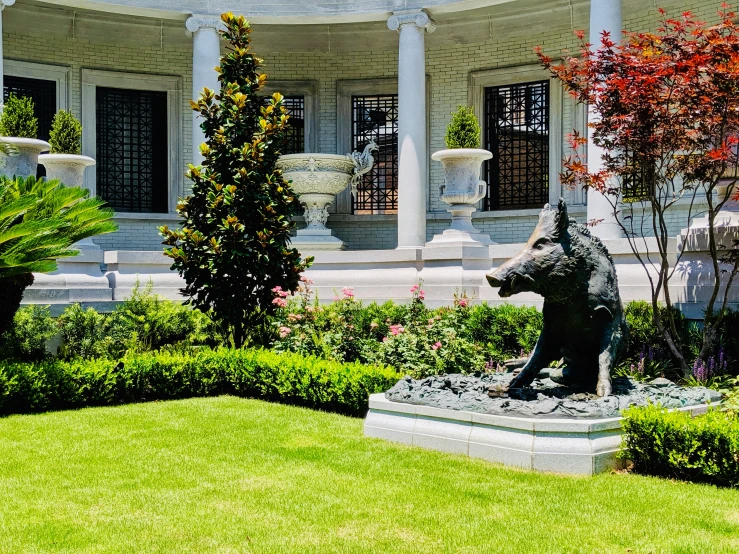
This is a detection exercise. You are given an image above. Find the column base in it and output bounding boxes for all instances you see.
[426,228,495,248]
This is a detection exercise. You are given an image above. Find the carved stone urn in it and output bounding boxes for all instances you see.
[427,148,494,247]
[278,145,376,250]
[0,137,51,178]
[38,153,96,188]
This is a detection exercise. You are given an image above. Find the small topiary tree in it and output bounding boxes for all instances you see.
[0,94,38,139]
[160,12,311,348]
[49,110,82,154]
[444,106,481,149]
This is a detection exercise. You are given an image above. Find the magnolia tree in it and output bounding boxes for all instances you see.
[537,7,739,377]
[161,13,310,348]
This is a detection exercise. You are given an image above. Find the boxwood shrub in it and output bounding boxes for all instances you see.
[621,404,739,488]
[0,348,400,418]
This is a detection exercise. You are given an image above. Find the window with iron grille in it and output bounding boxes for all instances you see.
[281,96,305,154]
[351,94,398,214]
[3,75,56,142]
[621,149,653,202]
[484,80,550,211]
[96,87,168,213]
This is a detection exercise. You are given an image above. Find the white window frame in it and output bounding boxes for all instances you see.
[81,68,182,213]
[4,59,70,113]
[469,64,564,213]
[262,80,319,153]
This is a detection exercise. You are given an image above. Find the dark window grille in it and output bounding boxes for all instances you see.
[351,94,398,214]
[96,87,168,213]
[484,81,550,210]
[281,96,305,154]
[3,75,56,142]
[621,149,653,201]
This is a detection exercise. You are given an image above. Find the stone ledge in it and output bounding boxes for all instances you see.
[364,393,713,475]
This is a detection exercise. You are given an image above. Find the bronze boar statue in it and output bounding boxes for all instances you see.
[486,198,628,397]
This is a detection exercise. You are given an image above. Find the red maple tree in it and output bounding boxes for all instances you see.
[537,6,739,376]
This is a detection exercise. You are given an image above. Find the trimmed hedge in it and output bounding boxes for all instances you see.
[0,348,401,418]
[621,404,739,488]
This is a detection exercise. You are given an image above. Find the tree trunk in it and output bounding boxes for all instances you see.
[0,274,35,337]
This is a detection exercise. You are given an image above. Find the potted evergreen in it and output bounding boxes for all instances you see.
[428,106,493,246]
[39,110,95,188]
[0,94,51,178]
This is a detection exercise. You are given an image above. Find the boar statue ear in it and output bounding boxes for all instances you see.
[539,202,551,220]
[554,197,569,234]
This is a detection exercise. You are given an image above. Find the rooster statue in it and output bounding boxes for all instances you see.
[348,140,379,199]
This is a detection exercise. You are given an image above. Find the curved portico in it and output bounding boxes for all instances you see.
[2,0,688,254]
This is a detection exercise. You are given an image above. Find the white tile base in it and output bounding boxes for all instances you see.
[364,394,712,475]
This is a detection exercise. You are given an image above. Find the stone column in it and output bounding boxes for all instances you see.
[0,0,16,97]
[388,10,435,249]
[186,15,222,167]
[587,0,623,239]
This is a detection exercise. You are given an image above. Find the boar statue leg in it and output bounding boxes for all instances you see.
[596,322,621,397]
[508,331,557,390]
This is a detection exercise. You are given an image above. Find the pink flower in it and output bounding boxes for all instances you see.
[382,337,388,342]
[370,322,379,329]
[272,297,287,308]
[432,341,442,350]
[389,324,404,336]
[410,284,419,293]
[279,326,292,338]
[428,318,435,325]
[418,290,425,300]
[272,286,282,293]
[457,299,468,308]
[341,287,355,299]
[333,296,340,302]
[300,276,314,285]
[287,313,303,322]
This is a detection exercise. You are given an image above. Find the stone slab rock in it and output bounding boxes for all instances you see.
[385,372,722,419]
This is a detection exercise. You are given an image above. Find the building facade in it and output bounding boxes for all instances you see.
[0,0,718,253]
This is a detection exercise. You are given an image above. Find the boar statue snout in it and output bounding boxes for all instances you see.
[486,267,529,298]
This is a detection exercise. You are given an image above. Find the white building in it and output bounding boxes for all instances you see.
[2,0,735,312]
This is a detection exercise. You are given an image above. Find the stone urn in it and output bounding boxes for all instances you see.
[39,153,99,250]
[0,137,51,178]
[38,153,96,188]
[427,148,494,246]
[277,144,376,251]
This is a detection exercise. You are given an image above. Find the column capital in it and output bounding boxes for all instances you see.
[387,9,435,33]
[186,14,225,35]
[0,0,17,11]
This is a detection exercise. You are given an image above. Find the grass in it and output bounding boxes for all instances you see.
[0,397,737,554]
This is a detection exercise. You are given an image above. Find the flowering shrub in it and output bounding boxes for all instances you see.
[272,284,510,377]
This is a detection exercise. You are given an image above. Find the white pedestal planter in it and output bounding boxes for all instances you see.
[39,153,99,251]
[38,153,95,188]
[427,148,494,247]
[0,137,50,178]
[277,154,359,251]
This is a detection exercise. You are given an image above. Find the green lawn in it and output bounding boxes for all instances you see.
[1,397,737,554]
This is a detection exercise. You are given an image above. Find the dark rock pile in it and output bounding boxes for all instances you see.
[385,371,722,419]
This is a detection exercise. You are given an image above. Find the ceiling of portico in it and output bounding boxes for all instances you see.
[13,0,695,52]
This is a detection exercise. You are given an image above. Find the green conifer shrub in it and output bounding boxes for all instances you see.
[0,94,38,139]
[48,110,82,154]
[160,13,311,348]
[444,106,481,149]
